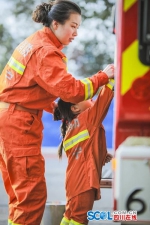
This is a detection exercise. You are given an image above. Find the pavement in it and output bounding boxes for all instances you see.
[0,147,119,225]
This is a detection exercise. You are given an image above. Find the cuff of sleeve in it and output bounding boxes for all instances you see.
[44,101,56,114]
[106,78,115,90]
[97,71,109,85]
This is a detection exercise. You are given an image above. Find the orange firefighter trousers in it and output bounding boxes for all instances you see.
[0,104,47,225]
[64,189,96,224]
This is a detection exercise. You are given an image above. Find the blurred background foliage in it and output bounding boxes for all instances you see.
[0,0,115,77]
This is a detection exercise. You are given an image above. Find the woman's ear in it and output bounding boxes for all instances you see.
[71,105,80,114]
[52,20,59,30]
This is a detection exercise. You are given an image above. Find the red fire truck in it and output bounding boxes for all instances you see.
[113,0,150,224]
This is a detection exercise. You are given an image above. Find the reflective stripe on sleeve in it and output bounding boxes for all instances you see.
[106,78,115,90]
[63,130,90,151]
[7,57,25,75]
[80,78,94,100]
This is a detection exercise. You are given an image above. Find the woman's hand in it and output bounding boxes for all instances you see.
[103,64,114,79]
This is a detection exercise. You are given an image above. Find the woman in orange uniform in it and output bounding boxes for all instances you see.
[0,0,114,224]
[54,78,114,225]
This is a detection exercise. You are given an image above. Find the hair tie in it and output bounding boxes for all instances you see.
[42,3,52,13]
[61,119,68,124]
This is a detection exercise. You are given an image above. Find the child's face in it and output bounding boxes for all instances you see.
[52,13,81,45]
[75,99,94,113]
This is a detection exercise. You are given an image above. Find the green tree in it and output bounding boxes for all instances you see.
[66,0,115,76]
[0,24,15,72]
[0,0,41,72]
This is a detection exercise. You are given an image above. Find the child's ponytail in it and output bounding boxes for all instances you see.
[58,118,68,158]
[53,99,75,159]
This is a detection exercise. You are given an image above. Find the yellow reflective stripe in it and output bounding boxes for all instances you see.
[123,0,137,12]
[62,57,68,71]
[63,130,90,151]
[8,220,12,225]
[80,78,94,100]
[69,219,84,225]
[121,40,149,95]
[7,57,25,75]
[8,219,21,225]
[60,217,70,225]
[106,78,115,90]
[62,57,68,63]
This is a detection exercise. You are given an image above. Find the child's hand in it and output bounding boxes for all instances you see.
[105,153,113,163]
[103,64,114,79]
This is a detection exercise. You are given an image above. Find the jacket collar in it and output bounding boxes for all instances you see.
[42,27,63,50]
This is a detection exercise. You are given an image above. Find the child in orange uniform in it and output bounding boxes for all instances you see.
[54,78,114,225]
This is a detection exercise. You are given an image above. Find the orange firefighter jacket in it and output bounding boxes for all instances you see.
[63,81,114,201]
[0,27,109,112]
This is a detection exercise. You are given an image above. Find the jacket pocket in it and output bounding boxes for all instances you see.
[10,110,43,148]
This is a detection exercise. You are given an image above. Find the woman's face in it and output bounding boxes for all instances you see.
[51,13,81,45]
